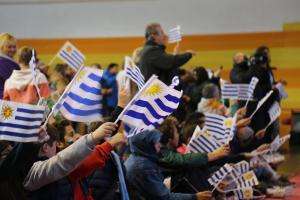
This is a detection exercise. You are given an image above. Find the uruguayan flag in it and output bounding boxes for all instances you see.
[58,67,103,122]
[188,126,222,153]
[204,113,236,143]
[124,56,145,89]
[120,75,182,130]
[230,161,250,179]
[235,171,259,188]
[208,164,233,188]
[168,25,182,43]
[0,100,45,142]
[222,77,258,101]
[58,41,85,71]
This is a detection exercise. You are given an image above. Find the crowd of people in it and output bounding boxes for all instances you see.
[0,22,292,200]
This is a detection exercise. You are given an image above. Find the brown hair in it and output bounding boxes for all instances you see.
[17,46,35,65]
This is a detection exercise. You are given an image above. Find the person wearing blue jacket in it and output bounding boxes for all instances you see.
[125,130,212,200]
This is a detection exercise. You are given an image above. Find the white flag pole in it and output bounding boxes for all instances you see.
[29,50,43,105]
[114,75,158,124]
[47,54,58,67]
[42,65,85,128]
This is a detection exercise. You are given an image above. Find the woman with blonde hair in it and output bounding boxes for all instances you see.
[3,46,50,104]
[0,33,19,99]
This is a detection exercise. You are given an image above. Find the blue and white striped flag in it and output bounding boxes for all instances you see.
[118,75,182,131]
[230,161,250,179]
[0,100,45,142]
[58,41,85,71]
[234,171,259,188]
[57,67,104,122]
[168,25,182,43]
[208,164,233,188]
[222,84,252,100]
[204,113,236,143]
[124,56,145,90]
[187,126,222,153]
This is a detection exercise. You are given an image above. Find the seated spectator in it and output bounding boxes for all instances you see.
[3,46,50,104]
[197,83,228,116]
[125,130,212,200]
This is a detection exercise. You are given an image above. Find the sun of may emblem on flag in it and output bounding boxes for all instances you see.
[143,83,163,96]
[224,118,233,128]
[1,105,14,120]
[66,45,73,53]
[76,70,87,82]
[243,171,253,180]
[244,188,252,198]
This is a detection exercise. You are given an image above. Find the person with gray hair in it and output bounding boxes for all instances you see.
[197,83,228,116]
[138,23,196,84]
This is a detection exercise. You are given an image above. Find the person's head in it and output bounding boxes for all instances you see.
[253,46,270,68]
[107,63,119,74]
[256,46,270,62]
[145,23,168,46]
[193,66,209,85]
[132,47,143,65]
[39,125,60,158]
[17,46,36,68]
[202,83,220,99]
[233,52,245,65]
[0,33,17,58]
[159,117,179,149]
[237,126,254,147]
[91,63,102,70]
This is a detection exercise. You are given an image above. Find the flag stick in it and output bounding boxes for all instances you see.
[48,54,58,67]
[114,75,158,124]
[42,65,85,128]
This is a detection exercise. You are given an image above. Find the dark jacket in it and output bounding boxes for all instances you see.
[0,142,40,200]
[125,130,196,200]
[139,41,192,84]
[88,156,120,200]
[0,55,19,99]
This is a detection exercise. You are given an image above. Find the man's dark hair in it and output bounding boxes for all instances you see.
[193,66,209,85]
[145,23,161,40]
[107,63,118,70]
[158,117,176,145]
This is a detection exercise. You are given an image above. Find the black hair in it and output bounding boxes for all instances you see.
[107,63,119,70]
[193,66,209,85]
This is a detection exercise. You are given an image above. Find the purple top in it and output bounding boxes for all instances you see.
[0,56,19,99]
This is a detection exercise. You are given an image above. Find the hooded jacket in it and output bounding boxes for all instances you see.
[125,130,196,200]
[4,69,50,104]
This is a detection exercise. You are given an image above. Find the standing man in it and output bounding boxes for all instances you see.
[0,33,19,99]
[139,23,196,85]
